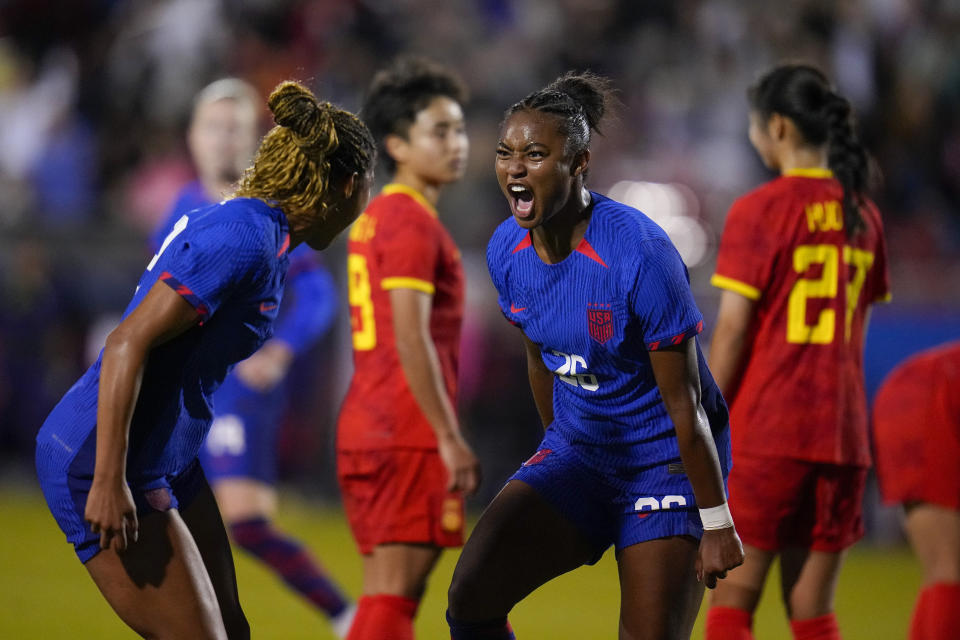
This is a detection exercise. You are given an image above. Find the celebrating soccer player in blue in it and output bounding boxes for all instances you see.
[155,78,355,637]
[446,72,744,640]
[35,81,374,640]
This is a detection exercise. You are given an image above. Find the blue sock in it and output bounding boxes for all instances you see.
[230,518,349,618]
[447,610,516,639]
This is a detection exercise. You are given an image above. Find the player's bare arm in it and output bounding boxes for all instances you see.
[390,287,480,495]
[708,290,756,399]
[87,280,201,552]
[521,331,554,428]
[649,338,744,588]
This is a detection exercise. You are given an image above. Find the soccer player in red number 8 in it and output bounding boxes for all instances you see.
[873,341,960,640]
[705,64,891,640]
[336,57,479,640]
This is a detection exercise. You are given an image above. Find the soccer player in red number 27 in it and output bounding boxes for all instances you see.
[873,341,960,640]
[335,57,479,640]
[704,64,891,640]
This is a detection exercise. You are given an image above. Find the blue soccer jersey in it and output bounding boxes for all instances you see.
[37,197,291,486]
[151,184,338,484]
[487,192,731,496]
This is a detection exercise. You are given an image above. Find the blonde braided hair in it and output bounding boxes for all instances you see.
[235,81,374,226]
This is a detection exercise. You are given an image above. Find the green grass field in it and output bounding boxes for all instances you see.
[1,484,919,639]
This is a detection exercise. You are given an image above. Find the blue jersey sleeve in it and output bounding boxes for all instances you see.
[271,249,337,354]
[630,238,704,350]
[158,220,271,322]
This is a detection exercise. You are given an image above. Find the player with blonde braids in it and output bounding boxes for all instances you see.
[150,78,360,637]
[36,80,374,640]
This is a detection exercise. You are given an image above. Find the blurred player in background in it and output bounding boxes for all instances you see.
[35,81,375,639]
[873,341,960,640]
[153,79,355,637]
[705,64,890,640]
[336,56,479,640]
[446,71,743,640]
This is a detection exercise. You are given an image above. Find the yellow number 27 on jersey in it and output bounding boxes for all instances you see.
[787,243,874,345]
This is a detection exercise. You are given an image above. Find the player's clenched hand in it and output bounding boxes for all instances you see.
[696,527,744,589]
[438,432,481,496]
[85,478,139,553]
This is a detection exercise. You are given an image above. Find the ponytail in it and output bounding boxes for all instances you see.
[823,92,868,235]
[749,64,871,237]
[505,71,618,157]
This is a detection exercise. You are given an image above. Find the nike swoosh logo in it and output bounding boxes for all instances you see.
[260,302,278,312]
[510,303,526,313]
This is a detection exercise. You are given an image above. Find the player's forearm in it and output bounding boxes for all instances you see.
[670,401,728,509]
[395,329,462,441]
[651,340,727,508]
[94,330,148,482]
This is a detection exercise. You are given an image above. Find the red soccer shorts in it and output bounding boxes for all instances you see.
[728,454,867,552]
[337,448,464,554]
[873,412,960,510]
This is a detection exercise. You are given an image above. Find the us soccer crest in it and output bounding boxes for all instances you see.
[587,303,613,344]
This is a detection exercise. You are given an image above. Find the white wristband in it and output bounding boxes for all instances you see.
[699,503,733,531]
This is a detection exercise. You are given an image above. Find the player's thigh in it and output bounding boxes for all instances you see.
[447,480,598,621]
[362,543,443,599]
[708,542,775,613]
[779,547,845,619]
[616,536,702,640]
[212,477,278,524]
[179,469,249,639]
[85,508,227,640]
[904,502,960,584]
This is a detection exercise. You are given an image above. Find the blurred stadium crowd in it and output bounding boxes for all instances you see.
[1,0,958,526]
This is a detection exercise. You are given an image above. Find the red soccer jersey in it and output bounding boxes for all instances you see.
[711,168,890,466]
[872,341,960,508]
[337,184,464,450]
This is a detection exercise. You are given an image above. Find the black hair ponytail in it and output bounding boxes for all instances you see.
[749,64,870,236]
[505,71,617,156]
[823,92,869,235]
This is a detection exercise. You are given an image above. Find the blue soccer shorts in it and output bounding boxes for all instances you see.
[509,426,704,565]
[37,456,207,563]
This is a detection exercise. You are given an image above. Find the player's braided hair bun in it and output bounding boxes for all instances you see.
[549,71,613,134]
[234,80,375,224]
[508,70,619,156]
[269,81,339,159]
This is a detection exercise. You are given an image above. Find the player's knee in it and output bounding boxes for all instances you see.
[447,563,475,617]
[448,559,494,619]
[785,590,832,621]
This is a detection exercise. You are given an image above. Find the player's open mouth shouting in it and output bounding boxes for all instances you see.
[507,182,535,220]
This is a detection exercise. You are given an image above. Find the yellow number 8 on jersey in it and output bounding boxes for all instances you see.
[348,253,376,351]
